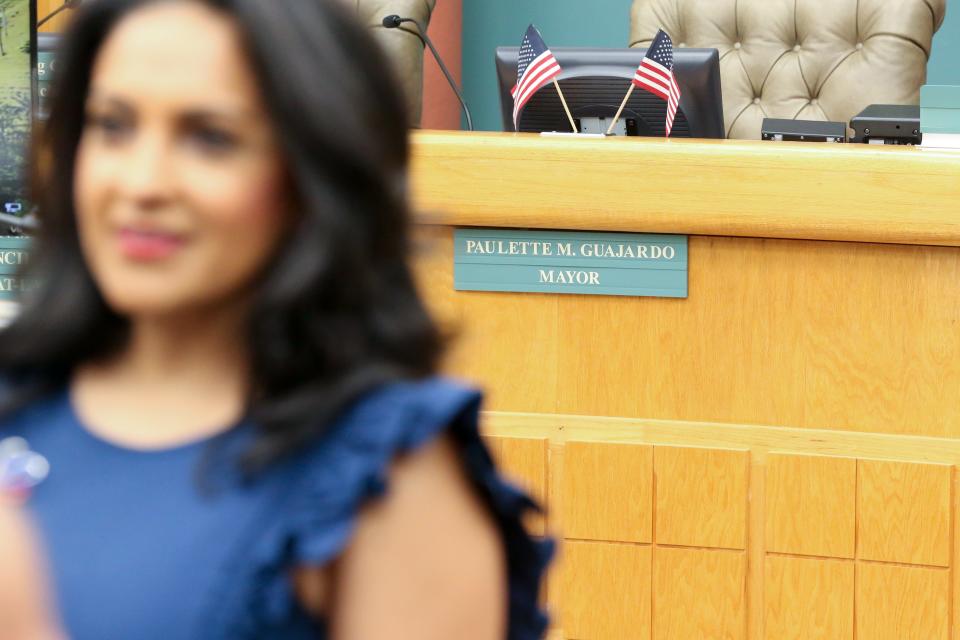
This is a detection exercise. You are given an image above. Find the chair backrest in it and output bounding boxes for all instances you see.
[350,0,436,126]
[630,0,946,139]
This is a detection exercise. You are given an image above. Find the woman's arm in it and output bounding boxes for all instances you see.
[296,435,507,640]
[0,504,63,640]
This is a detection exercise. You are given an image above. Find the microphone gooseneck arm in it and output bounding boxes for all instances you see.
[381,14,473,131]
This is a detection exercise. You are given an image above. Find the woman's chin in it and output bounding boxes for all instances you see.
[98,279,249,321]
[99,288,202,319]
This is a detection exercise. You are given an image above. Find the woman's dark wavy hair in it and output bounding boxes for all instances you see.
[0,0,444,471]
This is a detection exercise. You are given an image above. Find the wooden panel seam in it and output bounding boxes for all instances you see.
[748,453,762,640]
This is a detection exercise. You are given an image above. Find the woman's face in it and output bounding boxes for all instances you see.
[74,1,290,318]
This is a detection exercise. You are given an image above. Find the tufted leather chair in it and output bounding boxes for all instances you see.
[630,0,946,139]
[350,0,436,125]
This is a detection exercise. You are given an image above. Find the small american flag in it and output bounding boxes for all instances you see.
[633,29,682,136]
[511,25,562,130]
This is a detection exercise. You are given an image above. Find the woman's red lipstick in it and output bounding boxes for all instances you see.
[117,228,185,260]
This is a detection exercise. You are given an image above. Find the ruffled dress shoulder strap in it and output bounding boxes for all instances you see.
[238,377,553,639]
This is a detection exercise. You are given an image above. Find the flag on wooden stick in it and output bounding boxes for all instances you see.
[511,25,577,132]
[606,29,682,136]
[632,29,682,136]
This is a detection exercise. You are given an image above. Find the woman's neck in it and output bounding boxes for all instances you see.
[114,307,250,383]
[70,304,252,450]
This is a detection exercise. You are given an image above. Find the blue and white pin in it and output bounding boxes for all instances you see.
[0,437,49,497]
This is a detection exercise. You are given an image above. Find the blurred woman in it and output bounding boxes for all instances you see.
[0,0,551,638]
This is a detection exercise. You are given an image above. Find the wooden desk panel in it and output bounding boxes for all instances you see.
[411,131,960,247]
[485,414,960,640]
[416,228,960,437]
[411,131,960,639]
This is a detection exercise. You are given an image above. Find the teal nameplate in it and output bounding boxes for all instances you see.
[0,236,30,274]
[454,229,687,298]
[0,236,32,300]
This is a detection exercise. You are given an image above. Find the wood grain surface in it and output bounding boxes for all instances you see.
[654,446,749,550]
[482,413,960,639]
[485,435,548,536]
[856,563,949,640]
[765,453,857,559]
[764,555,854,640]
[560,441,652,544]
[559,540,652,640]
[653,546,747,640]
[411,131,960,247]
[857,459,952,567]
[415,227,960,438]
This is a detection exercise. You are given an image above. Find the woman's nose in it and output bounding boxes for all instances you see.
[115,129,176,207]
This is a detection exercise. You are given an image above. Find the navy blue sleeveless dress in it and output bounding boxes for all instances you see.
[2,377,552,639]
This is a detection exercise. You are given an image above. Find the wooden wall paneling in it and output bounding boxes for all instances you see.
[486,435,548,535]
[553,293,688,420]
[799,242,960,432]
[554,236,806,424]
[765,453,857,558]
[857,459,952,567]
[413,132,960,437]
[954,467,960,640]
[413,226,560,413]
[448,289,560,413]
[546,440,565,640]
[476,413,960,640]
[420,234,960,438]
[654,446,749,549]
[856,562,950,640]
[561,441,653,543]
[559,540,652,640]
[763,555,854,640]
[747,450,765,640]
[410,132,960,247]
[653,546,747,640]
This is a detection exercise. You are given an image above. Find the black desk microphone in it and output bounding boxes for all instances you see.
[382,14,474,131]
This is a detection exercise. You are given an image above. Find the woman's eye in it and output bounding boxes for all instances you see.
[86,113,131,140]
[187,126,238,153]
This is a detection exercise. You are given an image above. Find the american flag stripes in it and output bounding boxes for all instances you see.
[632,29,682,136]
[512,25,562,130]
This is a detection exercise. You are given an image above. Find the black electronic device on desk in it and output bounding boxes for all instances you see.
[761,118,847,143]
[849,104,921,145]
[495,47,725,139]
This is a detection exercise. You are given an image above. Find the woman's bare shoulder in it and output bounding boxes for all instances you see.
[296,434,506,640]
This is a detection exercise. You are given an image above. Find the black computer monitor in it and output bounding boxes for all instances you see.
[495,47,724,139]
